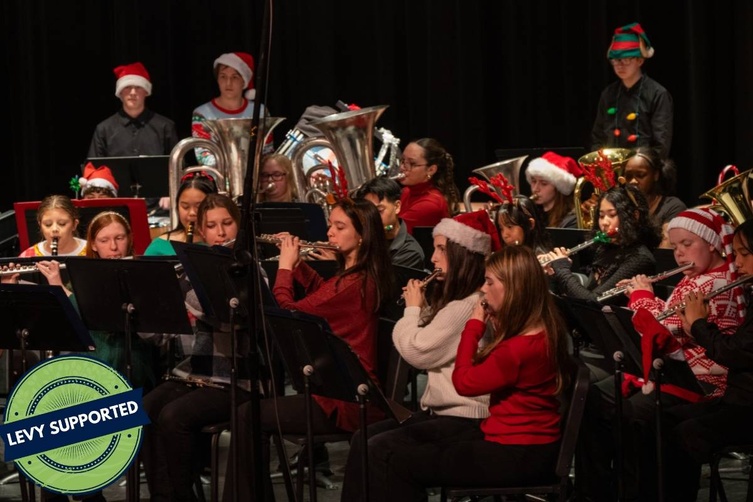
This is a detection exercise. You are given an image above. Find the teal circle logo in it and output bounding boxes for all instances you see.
[0,355,149,495]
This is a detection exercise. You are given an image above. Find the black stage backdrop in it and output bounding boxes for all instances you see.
[2,1,752,211]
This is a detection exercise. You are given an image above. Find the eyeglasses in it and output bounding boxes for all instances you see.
[260,172,287,181]
[610,57,637,67]
[399,158,428,170]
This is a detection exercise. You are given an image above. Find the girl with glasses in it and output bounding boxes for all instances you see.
[256,153,298,203]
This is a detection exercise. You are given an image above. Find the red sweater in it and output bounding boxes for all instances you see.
[273,262,382,431]
[399,182,449,234]
[453,319,561,445]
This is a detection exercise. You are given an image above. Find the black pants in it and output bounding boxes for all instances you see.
[140,381,250,502]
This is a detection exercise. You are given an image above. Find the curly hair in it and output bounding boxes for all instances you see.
[594,184,661,249]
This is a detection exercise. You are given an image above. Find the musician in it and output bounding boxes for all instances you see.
[143,172,217,256]
[141,193,252,501]
[591,23,673,158]
[256,153,298,203]
[665,219,753,501]
[495,195,551,253]
[228,198,393,501]
[624,147,686,247]
[541,183,660,305]
[363,246,570,501]
[355,176,425,269]
[397,138,460,234]
[19,194,87,257]
[340,210,499,501]
[77,163,119,199]
[192,51,272,167]
[525,151,582,228]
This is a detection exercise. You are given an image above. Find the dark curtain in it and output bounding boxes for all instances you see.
[2,0,752,211]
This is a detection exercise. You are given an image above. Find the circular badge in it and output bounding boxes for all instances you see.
[1,355,148,495]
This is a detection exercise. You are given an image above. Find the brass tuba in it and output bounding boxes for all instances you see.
[574,148,633,229]
[168,116,285,228]
[462,156,528,213]
[700,167,753,226]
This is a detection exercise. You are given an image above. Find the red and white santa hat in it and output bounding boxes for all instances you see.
[214,52,256,100]
[433,210,502,255]
[113,62,152,97]
[525,151,583,196]
[79,162,119,197]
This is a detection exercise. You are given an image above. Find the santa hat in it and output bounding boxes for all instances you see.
[113,62,152,97]
[525,152,583,196]
[607,22,655,60]
[79,162,118,197]
[433,210,502,255]
[214,52,256,100]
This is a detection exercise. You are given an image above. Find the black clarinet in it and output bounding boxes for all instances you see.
[51,237,59,256]
[186,222,194,244]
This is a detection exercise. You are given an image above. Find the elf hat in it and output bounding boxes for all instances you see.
[114,62,152,97]
[525,152,583,196]
[214,52,256,100]
[79,163,118,197]
[607,22,655,60]
[433,210,502,255]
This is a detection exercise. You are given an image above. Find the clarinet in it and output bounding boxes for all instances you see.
[50,237,59,256]
[185,222,194,244]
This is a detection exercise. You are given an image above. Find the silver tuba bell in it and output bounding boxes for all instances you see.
[168,116,285,228]
[462,155,528,212]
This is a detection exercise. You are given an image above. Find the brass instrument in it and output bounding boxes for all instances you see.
[655,274,753,321]
[574,148,633,229]
[51,237,59,256]
[168,116,285,228]
[596,262,694,302]
[700,167,753,226]
[538,229,615,267]
[462,156,528,213]
[397,268,442,306]
[256,234,340,252]
[0,262,67,276]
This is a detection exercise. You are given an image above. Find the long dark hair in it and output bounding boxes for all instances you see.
[333,198,394,312]
[421,239,486,326]
[166,173,218,237]
[479,246,571,394]
[593,184,661,249]
[415,138,461,215]
[497,195,551,251]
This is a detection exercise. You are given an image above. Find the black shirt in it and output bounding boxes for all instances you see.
[88,108,179,158]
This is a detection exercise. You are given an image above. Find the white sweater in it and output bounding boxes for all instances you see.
[393,292,490,419]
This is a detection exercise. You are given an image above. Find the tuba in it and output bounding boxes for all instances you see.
[700,167,753,226]
[168,117,285,228]
[462,156,528,213]
[574,148,633,229]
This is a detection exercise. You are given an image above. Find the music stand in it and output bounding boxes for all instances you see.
[87,156,170,198]
[63,257,192,502]
[258,202,328,242]
[264,307,411,502]
[0,283,95,501]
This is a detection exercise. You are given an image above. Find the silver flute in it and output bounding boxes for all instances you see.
[256,234,340,251]
[596,263,695,302]
[162,374,226,389]
[0,262,67,276]
[656,274,753,321]
[397,268,443,306]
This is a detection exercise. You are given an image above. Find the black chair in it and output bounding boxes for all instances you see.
[708,444,753,502]
[440,359,590,502]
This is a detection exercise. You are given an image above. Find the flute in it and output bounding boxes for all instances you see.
[538,229,616,267]
[596,262,695,302]
[397,268,443,306]
[0,262,67,276]
[256,234,340,251]
[655,274,753,321]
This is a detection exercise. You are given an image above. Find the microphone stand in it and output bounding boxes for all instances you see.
[229,0,273,500]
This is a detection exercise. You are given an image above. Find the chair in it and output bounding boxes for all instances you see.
[708,444,753,502]
[440,358,590,502]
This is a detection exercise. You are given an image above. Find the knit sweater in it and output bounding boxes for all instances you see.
[392,293,490,419]
[453,320,560,445]
[399,182,449,235]
[629,264,744,398]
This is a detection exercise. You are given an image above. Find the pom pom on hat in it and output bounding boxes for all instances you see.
[114,62,152,97]
[214,52,256,100]
[607,22,655,60]
[525,151,583,196]
[79,162,119,197]
[433,210,502,255]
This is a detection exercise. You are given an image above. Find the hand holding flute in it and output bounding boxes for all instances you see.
[398,268,442,307]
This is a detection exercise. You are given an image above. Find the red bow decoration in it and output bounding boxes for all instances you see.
[181,170,215,183]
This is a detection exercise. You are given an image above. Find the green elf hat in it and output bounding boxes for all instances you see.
[607,22,655,60]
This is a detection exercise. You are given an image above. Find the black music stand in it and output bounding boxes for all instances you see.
[87,156,170,198]
[63,257,192,502]
[258,202,328,242]
[264,307,411,502]
[0,283,95,502]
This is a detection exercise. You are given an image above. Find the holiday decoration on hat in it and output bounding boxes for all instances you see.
[525,152,583,196]
[607,22,655,60]
[433,210,502,255]
[78,162,119,197]
[113,62,152,97]
[214,52,256,100]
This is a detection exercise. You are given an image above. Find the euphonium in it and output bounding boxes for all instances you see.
[700,167,753,227]
[574,148,632,229]
[462,156,528,213]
